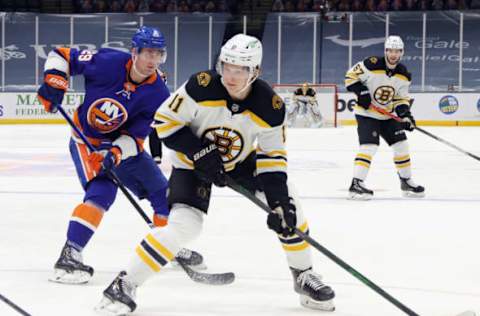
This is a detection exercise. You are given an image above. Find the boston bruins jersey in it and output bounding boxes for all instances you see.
[345,56,411,120]
[153,70,287,175]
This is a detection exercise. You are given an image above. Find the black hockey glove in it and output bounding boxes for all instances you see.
[267,198,297,237]
[395,104,416,132]
[193,143,227,187]
[357,90,371,110]
[148,129,162,165]
[347,81,371,110]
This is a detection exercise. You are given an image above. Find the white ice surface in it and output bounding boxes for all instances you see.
[0,125,479,316]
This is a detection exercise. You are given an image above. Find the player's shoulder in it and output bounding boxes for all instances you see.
[92,48,130,64]
[362,56,386,71]
[184,70,224,101]
[248,79,285,127]
[393,63,412,82]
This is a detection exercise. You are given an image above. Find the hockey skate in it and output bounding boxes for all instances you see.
[291,267,335,311]
[348,178,373,200]
[171,248,207,270]
[399,176,425,198]
[96,271,137,316]
[50,242,94,284]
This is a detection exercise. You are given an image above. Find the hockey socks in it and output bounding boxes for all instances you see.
[392,141,412,179]
[127,228,180,286]
[67,202,104,250]
[353,144,377,181]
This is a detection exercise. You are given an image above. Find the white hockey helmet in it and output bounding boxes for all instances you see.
[216,34,263,86]
[385,35,404,52]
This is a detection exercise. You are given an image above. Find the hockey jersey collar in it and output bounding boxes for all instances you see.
[124,59,158,88]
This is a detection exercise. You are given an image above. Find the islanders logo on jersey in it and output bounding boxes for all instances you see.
[86,98,129,133]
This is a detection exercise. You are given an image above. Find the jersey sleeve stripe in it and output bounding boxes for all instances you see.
[54,47,71,63]
[242,110,271,128]
[154,113,183,125]
[176,151,194,167]
[394,73,409,81]
[198,100,227,107]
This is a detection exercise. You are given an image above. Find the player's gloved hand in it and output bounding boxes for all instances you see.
[267,198,297,237]
[357,89,371,110]
[192,142,226,187]
[395,104,416,132]
[37,69,68,113]
[88,146,122,174]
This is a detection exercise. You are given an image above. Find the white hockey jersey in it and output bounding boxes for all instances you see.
[345,56,412,120]
[153,71,287,175]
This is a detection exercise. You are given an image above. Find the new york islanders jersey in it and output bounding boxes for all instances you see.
[153,70,287,175]
[345,56,411,120]
[45,48,170,148]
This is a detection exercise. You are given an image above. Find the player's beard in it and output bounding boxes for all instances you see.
[386,56,400,69]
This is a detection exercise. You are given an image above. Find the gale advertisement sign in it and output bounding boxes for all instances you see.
[337,93,480,123]
[0,93,83,122]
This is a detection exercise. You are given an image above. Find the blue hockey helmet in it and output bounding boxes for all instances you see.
[131,26,166,52]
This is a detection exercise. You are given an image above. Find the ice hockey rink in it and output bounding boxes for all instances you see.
[0,124,479,316]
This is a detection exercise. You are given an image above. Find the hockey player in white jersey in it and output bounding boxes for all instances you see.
[345,35,425,200]
[287,82,323,128]
[95,34,335,315]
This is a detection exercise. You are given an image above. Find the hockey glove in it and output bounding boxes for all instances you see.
[192,143,226,187]
[267,198,297,237]
[357,90,371,110]
[88,146,122,174]
[37,69,68,113]
[395,104,416,132]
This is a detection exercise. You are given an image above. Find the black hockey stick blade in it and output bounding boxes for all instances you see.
[175,258,235,285]
[0,293,32,316]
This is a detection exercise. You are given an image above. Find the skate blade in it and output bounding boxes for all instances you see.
[348,192,373,201]
[171,260,207,271]
[49,269,92,284]
[299,295,335,311]
[95,296,132,316]
[402,191,425,198]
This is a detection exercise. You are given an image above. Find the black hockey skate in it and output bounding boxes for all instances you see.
[348,178,373,200]
[96,271,137,316]
[399,176,425,198]
[172,248,206,270]
[50,242,94,284]
[291,267,335,311]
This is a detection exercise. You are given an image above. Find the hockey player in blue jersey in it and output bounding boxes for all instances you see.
[37,26,202,284]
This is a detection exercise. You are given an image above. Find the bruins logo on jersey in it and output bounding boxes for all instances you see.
[369,56,378,64]
[272,95,283,110]
[196,72,211,87]
[202,127,244,163]
[374,85,395,105]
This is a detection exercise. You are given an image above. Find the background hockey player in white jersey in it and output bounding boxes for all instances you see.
[345,35,425,200]
[287,82,323,128]
[95,33,335,315]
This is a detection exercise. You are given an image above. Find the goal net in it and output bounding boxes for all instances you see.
[272,84,338,128]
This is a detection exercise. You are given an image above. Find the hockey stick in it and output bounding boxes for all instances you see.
[370,104,480,162]
[0,293,32,316]
[225,176,476,316]
[56,105,234,286]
